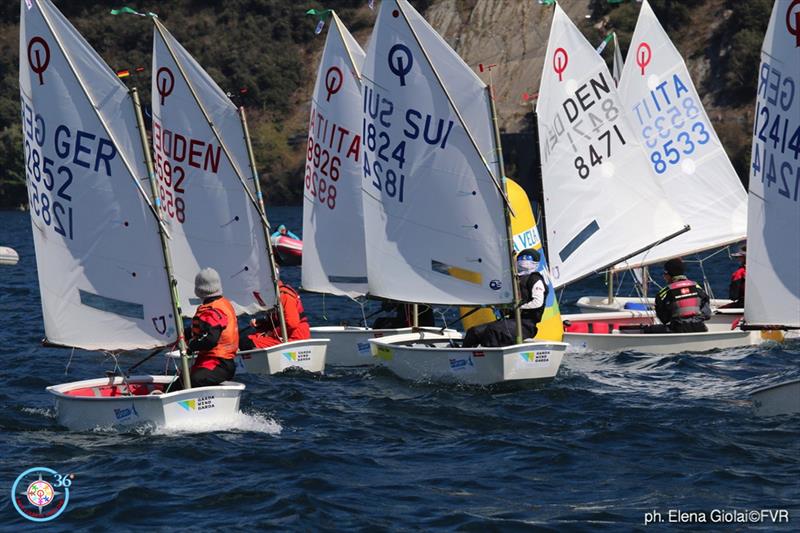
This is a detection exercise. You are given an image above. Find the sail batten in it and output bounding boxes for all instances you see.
[152,21,276,316]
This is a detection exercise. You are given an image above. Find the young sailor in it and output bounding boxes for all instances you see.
[271,224,300,240]
[651,258,711,333]
[169,268,239,390]
[728,245,746,307]
[462,249,547,347]
[240,279,311,349]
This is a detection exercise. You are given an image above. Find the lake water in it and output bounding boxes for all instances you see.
[0,208,797,530]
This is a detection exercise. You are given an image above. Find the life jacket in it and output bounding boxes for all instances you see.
[271,282,309,326]
[518,272,548,322]
[667,279,702,319]
[191,297,238,360]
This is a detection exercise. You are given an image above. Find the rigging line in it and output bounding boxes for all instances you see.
[64,347,75,375]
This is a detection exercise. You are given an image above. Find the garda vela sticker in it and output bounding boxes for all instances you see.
[283,350,312,363]
[376,346,393,361]
[357,341,371,355]
[178,399,196,411]
[519,351,550,365]
[178,395,215,411]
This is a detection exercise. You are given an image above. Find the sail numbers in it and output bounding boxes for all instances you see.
[751,61,800,202]
[21,96,118,240]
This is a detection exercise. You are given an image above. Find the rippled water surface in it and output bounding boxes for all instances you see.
[1,208,798,530]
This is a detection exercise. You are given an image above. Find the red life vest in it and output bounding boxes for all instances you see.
[191,297,238,361]
[667,279,702,319]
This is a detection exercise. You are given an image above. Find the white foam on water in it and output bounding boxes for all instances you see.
[152,410,283,436]
[21,406,56,418]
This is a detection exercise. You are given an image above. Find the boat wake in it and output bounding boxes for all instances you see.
[150,410,283,436]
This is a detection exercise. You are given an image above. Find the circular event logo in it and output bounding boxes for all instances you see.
[11,467,72,522]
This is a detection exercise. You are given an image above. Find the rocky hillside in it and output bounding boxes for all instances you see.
[1,0,771,207]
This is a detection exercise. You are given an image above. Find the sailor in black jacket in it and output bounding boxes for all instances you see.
[462,249,548,347]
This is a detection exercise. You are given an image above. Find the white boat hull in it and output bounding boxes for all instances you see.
[310,326,459,367]
[46,375,244,431]
[369,331,567,386]
[575,295,734,313]
[563,309,743,330]
[237,338,329,375]
[751,379,800,417]
[564,324,759,354]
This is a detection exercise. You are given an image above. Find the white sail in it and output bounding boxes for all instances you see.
[361,0,513,306]
[745,0,800,328]
[19,0,175,350]
[301,13,368,298]
[536,4,686,288]
[615,0,747,269]
[152,21,275,316]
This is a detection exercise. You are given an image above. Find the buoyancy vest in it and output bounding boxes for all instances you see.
[667,279,702,319]
[272,283,309,325]
[518,272,548,322]
[191,297,238,359]
[729,266,746,301]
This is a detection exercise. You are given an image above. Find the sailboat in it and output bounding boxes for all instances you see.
[151,18,329,375]
[303,12,457,366]
[362,0,567,385]
[537,4,759,353]
[575,0,748,314]
[747,0,800,416]
[22,0,243,430]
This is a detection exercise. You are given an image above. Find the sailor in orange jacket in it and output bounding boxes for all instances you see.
[169,268,238,391]
[240,280,310,350]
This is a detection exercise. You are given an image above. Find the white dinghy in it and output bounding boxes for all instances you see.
[151,19,328,374]
[751,379,800,417]
[364,0,567,386]
[744,0,800,416]
[576,0,748,314]
[537,5,760,354]
[48,376,244,431]
[301,13,418,366]
[575,295,735,314]
[21,0,243,430]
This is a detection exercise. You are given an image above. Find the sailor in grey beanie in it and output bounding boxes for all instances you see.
[194,267,223,299]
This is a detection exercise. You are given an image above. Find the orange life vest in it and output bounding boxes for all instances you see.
[191,297,238,360]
